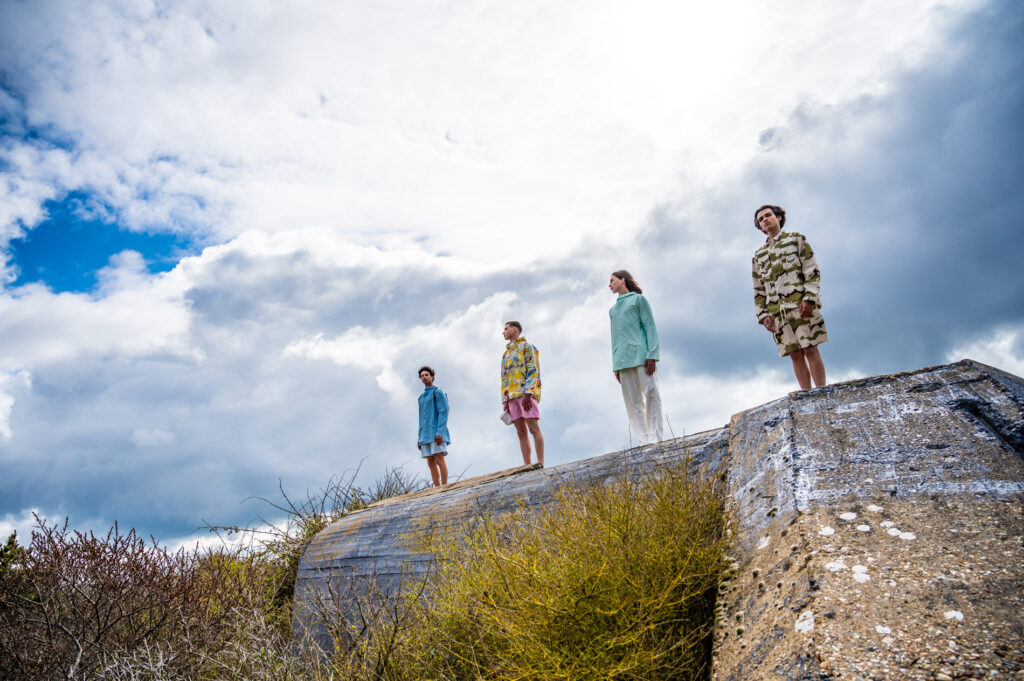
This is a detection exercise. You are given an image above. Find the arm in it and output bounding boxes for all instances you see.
[433,390,449,444]
[637,296,660,362]
[522,344,541,402]
[500,353,508,404]
[798,235,822,309]
[752,255,771,325]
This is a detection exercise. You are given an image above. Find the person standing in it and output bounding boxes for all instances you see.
[608,270,664,445]
[751,204,828,390]
[417,366,450,487]
[501,321,545,466]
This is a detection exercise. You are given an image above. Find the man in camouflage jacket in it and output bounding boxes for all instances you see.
[752,204,828,390]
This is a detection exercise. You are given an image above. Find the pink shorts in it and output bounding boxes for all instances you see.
[506,395,540,421]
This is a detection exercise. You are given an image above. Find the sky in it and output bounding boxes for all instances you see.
[1,0,1022,546]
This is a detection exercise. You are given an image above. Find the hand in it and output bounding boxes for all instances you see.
[799,300,816,319]
[644,358,657,376]
[761,317,776,333]
[434,435,444,446]
[614,371,621,384]
[522,394,533,409]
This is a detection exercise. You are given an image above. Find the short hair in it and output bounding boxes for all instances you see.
[505,320,522,332]
[611,269,642,294]
[417,366,435,377]
[754,204,786,231]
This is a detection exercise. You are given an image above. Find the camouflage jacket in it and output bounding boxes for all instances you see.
[752,231,822,324]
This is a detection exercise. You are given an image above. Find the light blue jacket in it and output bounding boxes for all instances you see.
[417,385,451,445]
[609,292,660,371]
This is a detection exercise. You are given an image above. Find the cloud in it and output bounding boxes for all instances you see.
[0,254,195,369]
[948,324,1024,377]
[0,0,1021,544]
[1,0,986,258]
[639,0,1024,378]
[285,291,519,402]
[0,507,39,543]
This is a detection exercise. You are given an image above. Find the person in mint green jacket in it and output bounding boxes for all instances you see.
[608,270,664,445]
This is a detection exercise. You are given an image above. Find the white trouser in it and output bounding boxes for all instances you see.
[618,365,664,445]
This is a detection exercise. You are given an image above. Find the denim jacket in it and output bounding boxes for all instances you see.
[417,386,451,445]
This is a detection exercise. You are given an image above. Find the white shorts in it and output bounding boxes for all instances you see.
[419,442,448,458]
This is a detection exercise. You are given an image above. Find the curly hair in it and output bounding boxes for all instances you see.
[754,204,786,231]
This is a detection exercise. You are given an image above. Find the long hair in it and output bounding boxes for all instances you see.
[754,204,786,231]
[612,270,642,294]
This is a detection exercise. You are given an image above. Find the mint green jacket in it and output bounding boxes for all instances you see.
[609,292,660,372]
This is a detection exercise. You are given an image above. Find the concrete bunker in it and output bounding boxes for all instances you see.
[294,359,1024,679]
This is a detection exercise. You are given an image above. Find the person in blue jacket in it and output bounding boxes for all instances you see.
[608,270,664,445]
[417,365,450,487]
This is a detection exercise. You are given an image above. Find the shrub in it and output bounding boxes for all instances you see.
[373,464,729,681]
[0,520,247,681]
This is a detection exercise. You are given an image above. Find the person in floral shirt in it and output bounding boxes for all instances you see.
[501,321,544,466]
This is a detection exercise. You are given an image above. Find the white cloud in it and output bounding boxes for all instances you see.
[131,426,176,448]
[0,371,31,441]
[0,259,195,370]
[286,291,519,403]
[0,507,40,543]
[0,0,1019,543]
[948,326,1024,377]
[1,0,984,259]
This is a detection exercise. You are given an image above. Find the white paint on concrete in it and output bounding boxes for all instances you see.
[756,535,770,550]
[899,531,917,540]
[853,565,870,583]
[875,625,892,635]
[944,610,964,622]
[857,524,871,532]
[826,559,848,572]
[795,610,815,633]
[880,521,895,528]
[839,512,857,521]
[799,480,1024,502]
[866,505,884,513]
[887,527,903,537]
[819,526,835,536]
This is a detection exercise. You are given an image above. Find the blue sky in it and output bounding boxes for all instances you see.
[1,0,1022,546]
[9,191,194,291]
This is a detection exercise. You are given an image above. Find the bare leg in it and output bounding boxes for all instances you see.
[804,346,827,387]
[789,349,812,390]
[426,456,440,487]
[525,418,544,466]
[514,419,532,464]
[436,454,448,485]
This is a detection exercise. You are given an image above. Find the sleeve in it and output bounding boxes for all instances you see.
[638,296,660,361]
[434,390,449,436]
[798,235,822,308]
[752,255,770,323]
[523,344,542,400]
[500,353,507,400]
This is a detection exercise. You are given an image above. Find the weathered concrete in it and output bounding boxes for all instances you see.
[714,360,1024,680]
[294,359,1024,679]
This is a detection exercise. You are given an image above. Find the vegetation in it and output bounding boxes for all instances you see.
[0,463,727,680]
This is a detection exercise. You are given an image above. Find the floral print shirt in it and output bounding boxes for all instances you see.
[501,337,542,402]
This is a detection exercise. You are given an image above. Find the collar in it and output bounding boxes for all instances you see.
[507,336,527,346]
